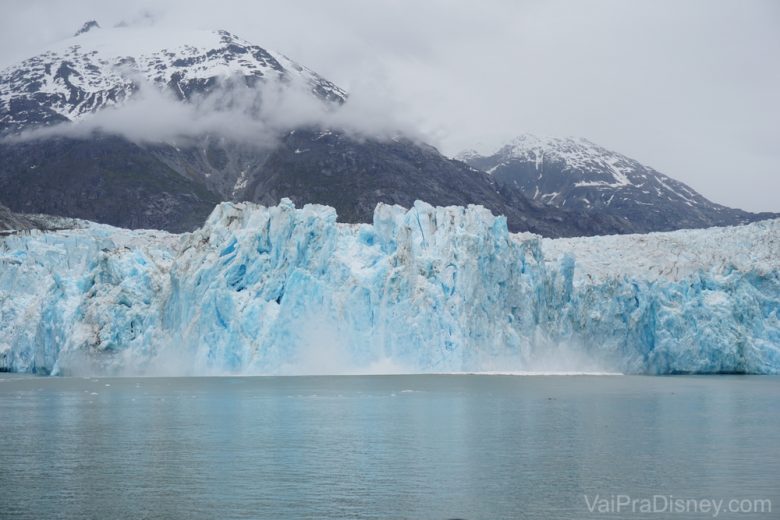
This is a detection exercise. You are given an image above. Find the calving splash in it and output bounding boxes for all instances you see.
[0,200,778,375]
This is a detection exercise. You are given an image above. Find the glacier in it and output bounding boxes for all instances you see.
[0,199,778,376]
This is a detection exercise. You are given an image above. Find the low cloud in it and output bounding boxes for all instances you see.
[8,73,428,148]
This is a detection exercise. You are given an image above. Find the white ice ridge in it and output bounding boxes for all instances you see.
[1,200,778,376]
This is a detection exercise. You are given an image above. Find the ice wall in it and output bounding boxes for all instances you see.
[1,200,778,375]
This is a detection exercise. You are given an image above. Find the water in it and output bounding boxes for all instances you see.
[1,375,778,520]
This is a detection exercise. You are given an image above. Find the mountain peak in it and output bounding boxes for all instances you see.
[215,29,240,41]
[492,134,632,180]
[0,24,347,133]
[458,134,771,231]
[74,20,100,37]
[503,134,597,155]
[454,149,481,162]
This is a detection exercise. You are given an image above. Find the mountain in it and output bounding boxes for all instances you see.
[459,134,777,232]
[0,24,343,231]
[0,203,36,233]
[0,22,637,238]
[2,199,778,375]
[240,128,633,237]
[0,26,345,134]
[2,24,771,238]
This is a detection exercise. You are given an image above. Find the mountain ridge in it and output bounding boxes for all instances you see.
[459,133,777,232]
[1,23,773,238]
[0,24,345,135]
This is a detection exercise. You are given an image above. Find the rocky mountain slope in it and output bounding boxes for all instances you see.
[0,22,637,237]
[1,23,772,237]
[0,202,79,234]
[460,134,777,232]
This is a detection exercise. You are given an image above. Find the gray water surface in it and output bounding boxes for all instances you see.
[1,375,778,519]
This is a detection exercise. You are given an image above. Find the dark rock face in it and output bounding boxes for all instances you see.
[0,137,220,232]
[242,129,631,237]
[247,131,518,225]
[460,135,778,233]
[0,203,78,233]
[0,128,635,237]
[0,203,33,232]
[74,20,100,37]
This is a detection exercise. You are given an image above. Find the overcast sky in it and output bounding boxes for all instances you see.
[2,0,778,212]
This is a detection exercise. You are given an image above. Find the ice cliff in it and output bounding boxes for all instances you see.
[1,200,778,375]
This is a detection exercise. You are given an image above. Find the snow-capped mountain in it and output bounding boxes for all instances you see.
[460,134,776,232]
[0,21,638,237]
[2,23,772,237]
[0,22,344,134]
[1,200,778,375]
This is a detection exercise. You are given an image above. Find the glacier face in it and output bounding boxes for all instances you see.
[1,200,778,375]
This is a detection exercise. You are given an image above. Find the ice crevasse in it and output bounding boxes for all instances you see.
[0,199,778,375]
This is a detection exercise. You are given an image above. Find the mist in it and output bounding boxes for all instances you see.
[9,74,426,148]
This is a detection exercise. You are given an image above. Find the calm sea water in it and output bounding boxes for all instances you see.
[1,375,778,520]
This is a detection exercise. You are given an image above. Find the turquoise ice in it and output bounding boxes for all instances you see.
[1,200,778,375]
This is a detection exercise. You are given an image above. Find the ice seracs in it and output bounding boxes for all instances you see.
[1,201,778,376]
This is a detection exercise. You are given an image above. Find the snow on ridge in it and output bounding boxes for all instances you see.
[0,25,346,126]
[20,26,252,68]
[498,133,640,187]
[475,133,733,216]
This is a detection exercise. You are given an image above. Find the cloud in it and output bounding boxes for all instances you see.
[114,9,160,29]
[9,72,428,148]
